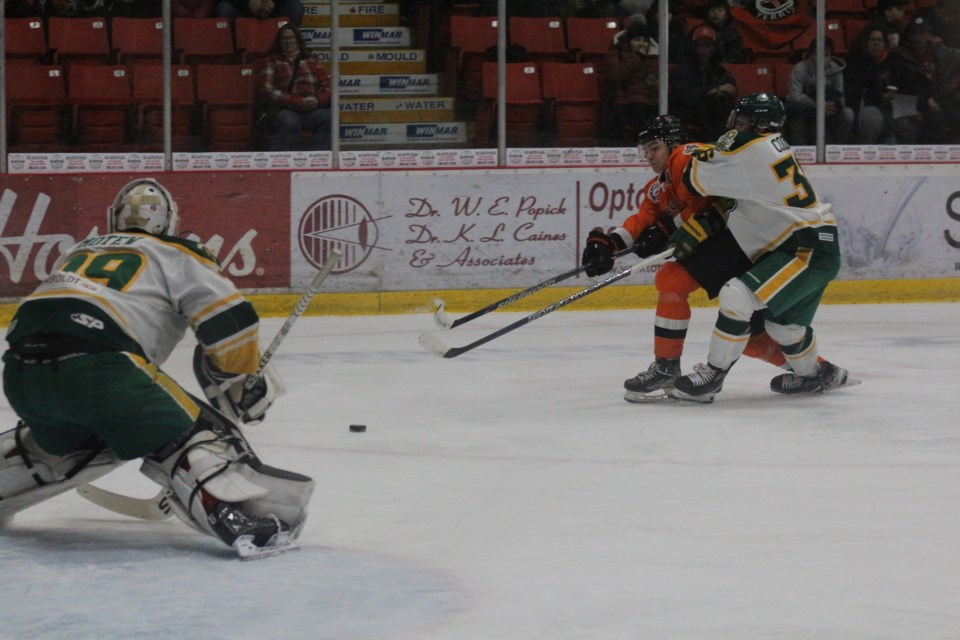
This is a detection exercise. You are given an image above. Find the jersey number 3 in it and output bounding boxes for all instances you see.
[772,156,817,208]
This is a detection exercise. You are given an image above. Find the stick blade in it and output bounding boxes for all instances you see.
[418,332,456,358]
[77,485,174,521]
[432,300,456,329]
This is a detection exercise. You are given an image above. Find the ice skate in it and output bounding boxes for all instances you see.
[770,360,860,395]
[667,363,729,404]
[623,358,680,403]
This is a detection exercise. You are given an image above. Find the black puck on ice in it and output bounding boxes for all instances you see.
[349,424,367,433]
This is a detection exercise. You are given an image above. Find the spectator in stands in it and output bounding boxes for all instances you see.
[602,21,660,142]
[917,0,960,49]
[644,3,692,65]
[784,37,855,145]
[216,0,304,28]
[870,0,910,48]
[888,15,960,143]
[173,0,215,18]
[670,25,737,140]
[698,0,746,63]
[257,23,332,151]
[845,23,898,144]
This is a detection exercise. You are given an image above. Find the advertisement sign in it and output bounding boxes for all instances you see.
[338,74,439,96]
[301,27,412,48]
[4,166,959,300]
[289,165,960,293]
[339,122,467,145]
[0,174,291,297]
[289,168,658,292]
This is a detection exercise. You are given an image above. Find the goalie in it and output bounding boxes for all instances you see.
[0,178,314,559]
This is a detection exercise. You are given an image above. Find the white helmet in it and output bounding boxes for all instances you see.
[108,179,179,236]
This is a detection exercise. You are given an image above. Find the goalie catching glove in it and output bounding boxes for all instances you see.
[193,346,284,426]
[581,228,627,277]
[668,201,729,260]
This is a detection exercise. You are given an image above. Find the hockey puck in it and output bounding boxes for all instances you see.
[349,424,367,433]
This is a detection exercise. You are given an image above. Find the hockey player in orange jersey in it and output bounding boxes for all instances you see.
[581,115,785,402]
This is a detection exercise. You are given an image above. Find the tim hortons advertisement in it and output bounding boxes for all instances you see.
[0,174,290,298]
[289,165,960,293]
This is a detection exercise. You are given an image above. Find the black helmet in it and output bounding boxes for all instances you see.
[637,114,686,147]
[726,92,786,133]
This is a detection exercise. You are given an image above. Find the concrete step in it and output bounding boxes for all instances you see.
[302,26,412,48]
[338,74,439,96]
[338,97,455,124]
[315,49,427,74]
[339,121,467,146]
[302,3,400,27]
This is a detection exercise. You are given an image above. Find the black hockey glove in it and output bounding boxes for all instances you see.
[669,204,726,260]
[581,229,625,277]
[633,216,677,258]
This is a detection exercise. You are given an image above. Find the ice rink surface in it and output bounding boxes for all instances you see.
[2,301,959,640]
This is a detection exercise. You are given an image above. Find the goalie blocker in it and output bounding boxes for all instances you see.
[193,346,285,426]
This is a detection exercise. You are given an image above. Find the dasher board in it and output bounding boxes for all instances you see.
[338,74,438,95]
[339,97,455,123]
[302,3,399,27]
[314,49,426,74]
[301,26,411,47]
[339,122,467,145]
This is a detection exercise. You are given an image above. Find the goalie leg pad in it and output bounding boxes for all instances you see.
[140,405,314,549]
[0,422,124,520]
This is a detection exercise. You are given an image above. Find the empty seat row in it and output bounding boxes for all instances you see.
[474,62,602,147]
[6,63,258,151]
[4,16,291,68]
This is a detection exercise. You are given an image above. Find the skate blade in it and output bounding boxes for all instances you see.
[773,376,863,395]
[623,390,677,404]
[665,390,716,404]
[233,532,300,561]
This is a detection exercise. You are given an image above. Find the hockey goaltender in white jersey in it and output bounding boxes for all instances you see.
[0,178,314,559]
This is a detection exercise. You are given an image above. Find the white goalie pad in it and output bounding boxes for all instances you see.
[139,408,314,554]
[0,423,124,521]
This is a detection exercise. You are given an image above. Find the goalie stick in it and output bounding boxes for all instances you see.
[200,248,344,425]
[419,248,674,358]
[76,485,174,520]
[433,247,635,329]
[77,249,344,521]
[246,247,344,390]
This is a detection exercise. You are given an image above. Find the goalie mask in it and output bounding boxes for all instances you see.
[108,179,179,236]
[726,92,786,134]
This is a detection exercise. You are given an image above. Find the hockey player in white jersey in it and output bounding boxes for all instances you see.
[0,178,314,558]
[662,93,853,402]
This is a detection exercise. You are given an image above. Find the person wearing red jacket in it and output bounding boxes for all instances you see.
[258,23,331,151]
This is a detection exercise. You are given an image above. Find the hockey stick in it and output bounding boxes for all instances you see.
[245,247,344,389]
[419,248,674,358]
[76,485,174,520]
[433,247,636,329]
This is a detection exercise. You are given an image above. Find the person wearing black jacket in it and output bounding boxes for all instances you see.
[670,25,737,140]
[844,23,896,143]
